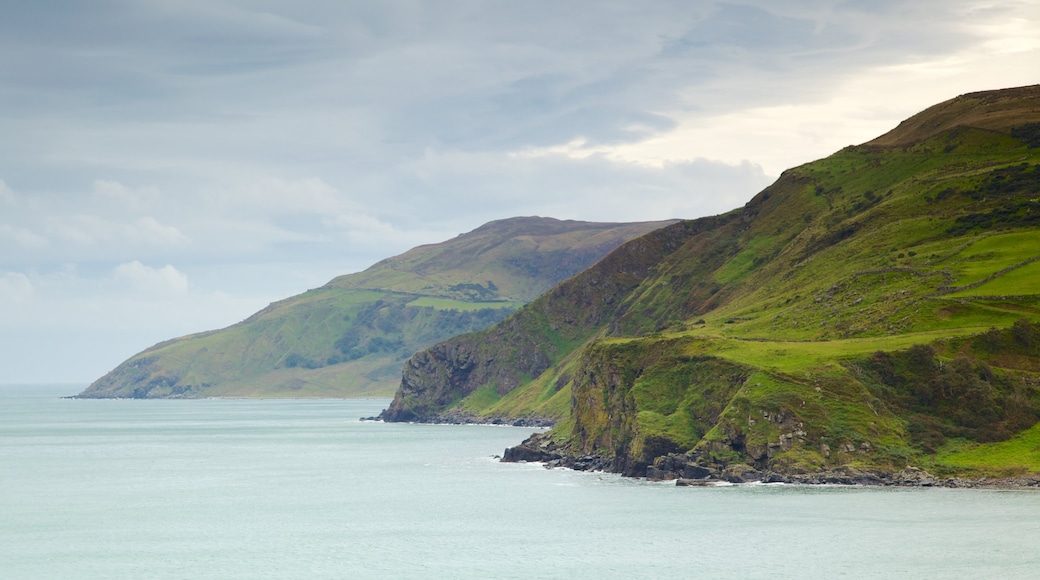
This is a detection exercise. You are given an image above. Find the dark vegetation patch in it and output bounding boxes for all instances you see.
[326,297,514,365]
[974,318,1040,354]
[504,247,612,284]
[798,222,862,263]
[447,282,498,300]
[972,163,1040,199]
[946,163,1040,235]
[853,320,1040,452]
[847,189,882,215]
[1011,122,1040,148]
[284,353,322,369]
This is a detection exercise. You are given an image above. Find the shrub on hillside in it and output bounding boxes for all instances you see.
[856,333,1039,451]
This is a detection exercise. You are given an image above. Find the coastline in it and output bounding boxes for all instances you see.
[501,430,1040,490]
[376,408,557,427]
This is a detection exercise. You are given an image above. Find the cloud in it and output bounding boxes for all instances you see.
[579,2,1040,175]
[0,224,48,249]
[200,175,410,247]
[0,272,33,303]
[113,261,189,296]
[0,263,277,383]
[0,179,17,206]
[92,180,161,208]
[401,147,772,222]
[130,217,191,246]
[206,176,348,215]
[321,211,400,238]
[2,0,1039,382]
[44,215,190,247]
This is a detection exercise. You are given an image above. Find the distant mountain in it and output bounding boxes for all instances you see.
[77,217,674,399]
[382,85,1040,482]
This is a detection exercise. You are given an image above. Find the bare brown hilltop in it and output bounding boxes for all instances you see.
[868,84,1040,147]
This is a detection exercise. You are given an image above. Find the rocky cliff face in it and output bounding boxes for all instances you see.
[567,338,751,476]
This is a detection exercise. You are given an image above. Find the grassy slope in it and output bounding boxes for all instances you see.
[936,422,1040,474]
[77,217,673,399]
[404,86,1040,477]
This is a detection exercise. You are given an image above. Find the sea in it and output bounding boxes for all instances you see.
[2,384,1038,579]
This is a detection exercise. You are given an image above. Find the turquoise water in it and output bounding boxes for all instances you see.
[2,385,1039,579]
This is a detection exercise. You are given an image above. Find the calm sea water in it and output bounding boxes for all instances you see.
[2,384,1038,579]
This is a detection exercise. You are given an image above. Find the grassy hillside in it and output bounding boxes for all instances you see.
[385,85,1040,480]
[380,216,732,421]
[77,217,672,399]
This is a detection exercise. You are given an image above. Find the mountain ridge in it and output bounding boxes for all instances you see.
[77,217,674,399]
[383,85,1040,482]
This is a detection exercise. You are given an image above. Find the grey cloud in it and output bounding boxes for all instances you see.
[0,0,993,163]
[1,0,1036,382]
[395,150,772,228]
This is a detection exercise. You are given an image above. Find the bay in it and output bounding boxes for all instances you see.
[2,384,1038,579]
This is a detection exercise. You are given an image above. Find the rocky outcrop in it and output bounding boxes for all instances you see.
[501,431,613,472]
[565,337,752,477]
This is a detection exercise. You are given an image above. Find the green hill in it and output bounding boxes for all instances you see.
[76,217,673,399]
[382,85,1040,482]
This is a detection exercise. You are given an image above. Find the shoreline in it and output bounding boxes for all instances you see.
[376,409,557,427]
[509,455,1040,490]
[502,431,1040,490]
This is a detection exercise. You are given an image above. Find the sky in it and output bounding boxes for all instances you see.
[2,0,1038,384]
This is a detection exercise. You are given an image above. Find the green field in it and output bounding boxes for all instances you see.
[935,423,1040,474]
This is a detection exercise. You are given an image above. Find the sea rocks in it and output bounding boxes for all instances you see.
[722,464,763,483]
[675,478,717,487]
[645,466,676,481]
[501,444,561,463]
[646,456,768,485]
[546,455,612,472]
[775,466,888,486]
[502,432,613,471]
[379,407,556,427]
[647,454,720,481]
[891,467,936,487]
[501,432,562,463]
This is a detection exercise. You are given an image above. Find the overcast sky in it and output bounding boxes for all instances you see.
[2,0,1038,384]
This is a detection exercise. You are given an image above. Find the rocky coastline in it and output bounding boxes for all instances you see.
[375,411,1040,489]
[368,409,556,428]
[501,431,1040,489]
